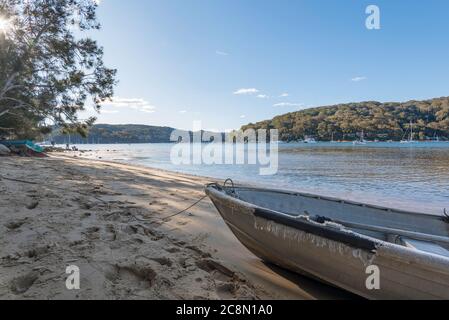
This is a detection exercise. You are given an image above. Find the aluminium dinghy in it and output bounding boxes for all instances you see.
[205,182,449,299]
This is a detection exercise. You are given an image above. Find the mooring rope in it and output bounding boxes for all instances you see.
[135,180,235,223]
[158,194,208,220]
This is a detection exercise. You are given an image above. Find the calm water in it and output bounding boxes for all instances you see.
[70,142,449,215]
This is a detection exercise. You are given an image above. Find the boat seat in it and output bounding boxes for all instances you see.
[401,237,449,258]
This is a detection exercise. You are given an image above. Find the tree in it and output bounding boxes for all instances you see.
[242,97,449,141]
[0,0,116,139]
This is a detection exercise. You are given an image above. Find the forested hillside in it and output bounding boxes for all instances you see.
[51,124,176,144]
[242,97,449,141]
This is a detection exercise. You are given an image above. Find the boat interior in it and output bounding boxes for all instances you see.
[227,187,449,258]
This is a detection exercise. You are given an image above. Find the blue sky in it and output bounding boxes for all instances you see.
[83,0,449,131]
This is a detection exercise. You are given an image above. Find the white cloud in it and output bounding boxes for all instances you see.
[101,109,119,114]
[257,94,269,99]
[351,76,367,82]
[216,50,229,56]
[179,110,187,114]
[233,88,259,95]
[279,92,289,97]
[101,97,156,113]
[273,102,304,108]
[240,115,246,119]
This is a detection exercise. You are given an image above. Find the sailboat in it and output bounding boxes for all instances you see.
[433,132,440,142]
[353,130,367,145]
[400,121,416,144]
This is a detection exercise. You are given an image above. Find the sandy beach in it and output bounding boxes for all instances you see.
[0,154,354,300]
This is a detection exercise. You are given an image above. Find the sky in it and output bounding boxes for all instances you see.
[82,0,449,131]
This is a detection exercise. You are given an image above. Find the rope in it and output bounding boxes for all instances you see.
[133,181,238,223]
[160,195,208,220]
[130,195,208,223]
[223,178,235,190]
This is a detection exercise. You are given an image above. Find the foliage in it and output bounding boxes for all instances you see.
[51,124,177,144]
[242,97,449,141]
[0,0,116,140]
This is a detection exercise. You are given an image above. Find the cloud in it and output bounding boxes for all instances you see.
[240,115,246,119]
[216,50,229,56]
[257,94,269,99]
[233,88,259,95]
[179,110,187,114]
[100,109,119,114]
[273,102,304,108]
[351,76,367,82]
[101,97,156,113]
[279,92,289,97]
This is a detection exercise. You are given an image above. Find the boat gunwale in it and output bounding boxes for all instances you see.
[216,185,446,221]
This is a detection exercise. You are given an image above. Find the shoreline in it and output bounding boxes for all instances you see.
[0,155,354,299]
[58,149,444,216]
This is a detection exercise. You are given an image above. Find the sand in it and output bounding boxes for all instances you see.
[0,154,354,300]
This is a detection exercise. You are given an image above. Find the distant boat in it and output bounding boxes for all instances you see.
[304,137,317,144]
[330,132,336,143]
[205,183,449,299]
[433,132,440,142]
[353,130,367,145]
[400,121,417,144]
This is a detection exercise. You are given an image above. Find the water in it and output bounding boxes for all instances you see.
[69,142,449,215]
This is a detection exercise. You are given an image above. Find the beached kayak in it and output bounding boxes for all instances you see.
[205,183,449,299]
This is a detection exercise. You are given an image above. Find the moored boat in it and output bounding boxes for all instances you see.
[303,136,317,144]
[205,183,449,299]
[353,130,367,145]
[400,121,417,144]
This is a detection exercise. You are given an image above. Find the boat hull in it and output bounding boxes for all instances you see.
[205,186,449,300]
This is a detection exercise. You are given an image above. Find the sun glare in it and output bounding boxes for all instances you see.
[0,17,12,33]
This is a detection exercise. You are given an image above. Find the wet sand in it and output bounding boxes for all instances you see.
[0,155,355,299]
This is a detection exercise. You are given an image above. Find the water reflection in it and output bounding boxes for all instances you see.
[74,142,449,215]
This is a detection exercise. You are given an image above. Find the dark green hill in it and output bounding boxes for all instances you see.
[242,97,449,141]
[52,124,176,144]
